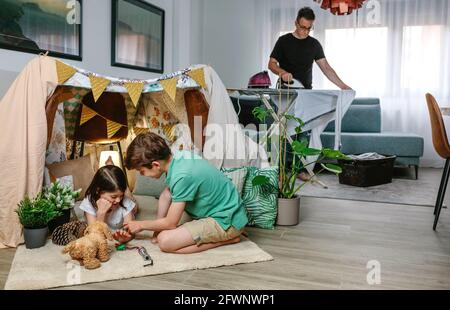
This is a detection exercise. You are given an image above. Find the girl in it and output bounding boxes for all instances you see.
[79,165,136,244]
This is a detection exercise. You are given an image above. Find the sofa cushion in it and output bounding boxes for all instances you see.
[321,132,424,157]
[325,99,381,133]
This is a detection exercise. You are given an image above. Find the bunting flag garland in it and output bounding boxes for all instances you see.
[124,82,145,107]
[89,75,111,102]
[79,104,127,138]
[56,60,77,85]
[106,120,123,138]
[79,105,97,125]
[160,77,178,102]
[161,123,177,141]
[187,68,206,89]
[133,127,150,136]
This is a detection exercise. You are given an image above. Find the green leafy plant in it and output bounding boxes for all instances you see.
[42,181,81,211]
[252,107,350,199]
[16,195,62,229]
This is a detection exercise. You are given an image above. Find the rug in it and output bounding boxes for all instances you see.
[302,170,442,207]
[4,236,273,290]
[5,196,273,290]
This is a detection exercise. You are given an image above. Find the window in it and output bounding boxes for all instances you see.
[401,25,442,91]
[323,27,388,94]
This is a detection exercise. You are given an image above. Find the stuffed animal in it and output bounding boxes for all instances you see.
[62,221,113,269]
[52,220,88,246]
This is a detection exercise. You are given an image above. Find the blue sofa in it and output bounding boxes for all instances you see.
[321,98,424,179]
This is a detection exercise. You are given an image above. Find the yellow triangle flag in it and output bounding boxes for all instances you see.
[89,75,110,102]
[55,60,76,85]
[162,123,176,141]
[107,120,123,139]
[124,82,144,107]
[160,77,178,102]
[187,68,206,89]
[80,105,97,126]
[133,127,150,136]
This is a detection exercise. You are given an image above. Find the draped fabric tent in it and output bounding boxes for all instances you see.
[0,56,268,248]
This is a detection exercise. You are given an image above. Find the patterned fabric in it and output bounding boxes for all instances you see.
[63,88,90,139]
[133,94,180,142]
[46,103,67,165]
[241,166,279,230]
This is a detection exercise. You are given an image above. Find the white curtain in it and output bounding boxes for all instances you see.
[255,0,450,167]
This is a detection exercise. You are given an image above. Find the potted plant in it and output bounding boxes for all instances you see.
[43,181,81,234]
[16,195,61,249]
[252,107,349,226]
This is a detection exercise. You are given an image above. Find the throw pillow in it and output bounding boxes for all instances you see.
[133,173,167,198]
[47,155,95,200]
[241,166,279,229]
[221,167,248,197]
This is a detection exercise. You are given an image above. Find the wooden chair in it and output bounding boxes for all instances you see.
[426,93,450,230]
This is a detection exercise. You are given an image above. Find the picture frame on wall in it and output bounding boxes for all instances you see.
[112,0,165,73]
[0,0,82,60]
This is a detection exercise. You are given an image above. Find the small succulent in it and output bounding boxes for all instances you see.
[42,181,81,211]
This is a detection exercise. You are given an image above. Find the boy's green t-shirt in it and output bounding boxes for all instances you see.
[165,151,248,231]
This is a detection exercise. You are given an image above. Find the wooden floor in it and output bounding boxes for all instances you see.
[1,168,450,290]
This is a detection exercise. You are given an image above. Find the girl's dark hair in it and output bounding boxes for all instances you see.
[85,165,127,209]
[297,7,315,21]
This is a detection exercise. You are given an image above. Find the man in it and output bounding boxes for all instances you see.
[122,132,248,254]
[269,6,351,90]
[269,7,351,180]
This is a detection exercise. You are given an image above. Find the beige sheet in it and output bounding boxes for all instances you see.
[0,56,57,248]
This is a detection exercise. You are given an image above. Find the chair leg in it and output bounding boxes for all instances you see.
[415,165,419,180]
[434,159,450,215]
[433,158,450,230]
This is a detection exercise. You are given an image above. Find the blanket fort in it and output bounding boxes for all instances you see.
[0,56,268,248]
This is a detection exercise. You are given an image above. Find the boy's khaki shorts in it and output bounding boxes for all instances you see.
[182,217,243,246]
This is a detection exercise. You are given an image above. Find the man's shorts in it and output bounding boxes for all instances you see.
[182,217,243,246]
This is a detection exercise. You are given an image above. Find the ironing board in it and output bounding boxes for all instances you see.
[227,88,328,188]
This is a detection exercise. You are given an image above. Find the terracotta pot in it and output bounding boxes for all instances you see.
[277,196,300,226]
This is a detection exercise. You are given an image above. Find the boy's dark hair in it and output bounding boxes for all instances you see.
[125,132,172,170]
[85,165,127,208]
[297,7,315,21]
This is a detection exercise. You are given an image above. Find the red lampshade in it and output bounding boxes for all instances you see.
[315,0,366,15]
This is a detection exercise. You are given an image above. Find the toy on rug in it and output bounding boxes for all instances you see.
[116,244,153,266]
[52,220,88,246]
[62,221,113,269]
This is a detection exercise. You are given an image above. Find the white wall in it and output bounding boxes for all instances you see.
[200,0,261,88]
[0,0,177,98]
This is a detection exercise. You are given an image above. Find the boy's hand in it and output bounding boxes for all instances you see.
[123,221,143,234]
[113,229,133,244]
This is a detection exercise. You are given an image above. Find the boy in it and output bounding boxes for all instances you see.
[122,132,248,254]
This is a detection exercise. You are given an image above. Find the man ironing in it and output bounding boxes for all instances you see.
[269,6,351,90]
[268,7,351,180]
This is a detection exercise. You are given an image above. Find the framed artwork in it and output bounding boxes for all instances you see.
[112,0,165,73]
[0,0,82,60]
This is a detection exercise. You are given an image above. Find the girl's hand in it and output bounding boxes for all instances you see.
[113,229,133,244]
[96,198,112,214]
[123,221,143,234]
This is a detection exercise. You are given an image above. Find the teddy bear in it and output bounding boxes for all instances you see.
[62,221,113,269]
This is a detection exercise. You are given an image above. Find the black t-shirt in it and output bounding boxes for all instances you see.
[270,33,325,89]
